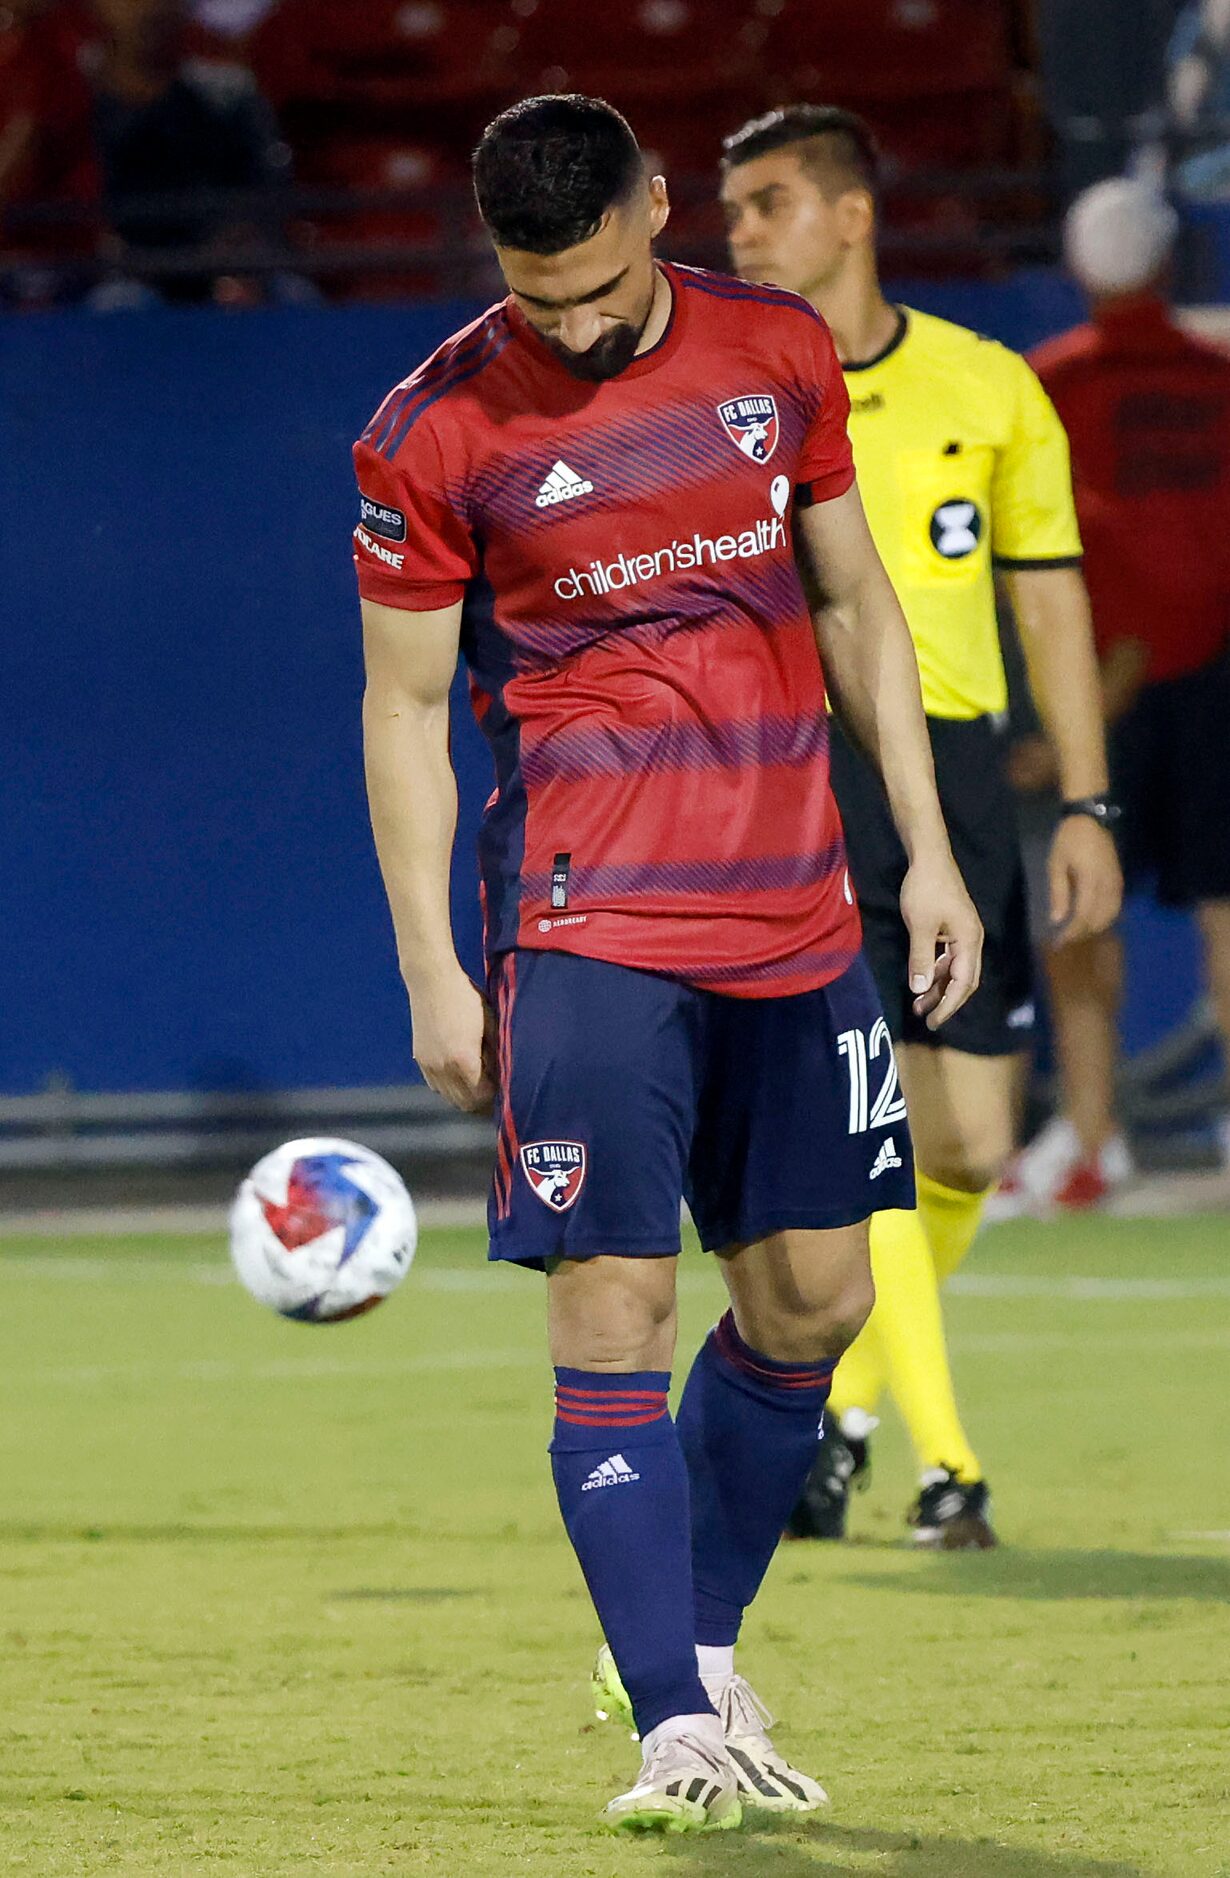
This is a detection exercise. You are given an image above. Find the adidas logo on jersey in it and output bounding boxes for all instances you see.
[869,1135,903,1181]
[581,1453,641,1491]
[536,460,595,508]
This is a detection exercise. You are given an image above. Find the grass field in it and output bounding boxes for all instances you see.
[0,1215,1227,1876]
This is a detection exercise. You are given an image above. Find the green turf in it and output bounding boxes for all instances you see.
[0,1216,1227,1875]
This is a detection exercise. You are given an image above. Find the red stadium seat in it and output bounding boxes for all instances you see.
[291,135,478,298]
[250,0,518,108]
[742,0,1014,104]
[0,2,97,252]
[506,0,744,102]
[870,90,1018,170]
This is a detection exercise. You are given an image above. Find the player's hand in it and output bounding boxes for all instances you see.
[899,849,984,1031]
[1048,816,1122,946]
[407,966,497,1114]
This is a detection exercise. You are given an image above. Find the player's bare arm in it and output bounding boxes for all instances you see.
[1002,565,1124,944]
[361,595,496,1114]
[797,483,983,1029]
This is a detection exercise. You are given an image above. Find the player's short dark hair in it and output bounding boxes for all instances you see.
[722,105,881,201]
[473,94,645,253]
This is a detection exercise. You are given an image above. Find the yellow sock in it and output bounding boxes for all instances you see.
[858,1207,982,1482]
[827,1312,888,1422]
[916,1173,989,1284]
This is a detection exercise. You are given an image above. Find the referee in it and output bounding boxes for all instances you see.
[721,107,1123,1545]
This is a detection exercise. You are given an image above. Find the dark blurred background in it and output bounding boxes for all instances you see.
[3,0,1228,1198]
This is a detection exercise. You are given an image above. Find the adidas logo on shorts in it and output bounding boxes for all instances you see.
[581,1453,640,1491]
[536,459,595,507]
[869,1135,903,1181]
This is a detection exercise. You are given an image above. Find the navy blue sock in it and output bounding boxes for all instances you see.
[550,1367,713,1737]
[677,1311,836,1647]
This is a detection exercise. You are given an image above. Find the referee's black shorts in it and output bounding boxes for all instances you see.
[830,713,1034,1057]
[1111,650,1230,907]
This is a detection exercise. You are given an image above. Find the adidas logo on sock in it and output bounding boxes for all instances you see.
[535,460,595,508]
[869,1135,903,1181]
[581,1453,641,1492]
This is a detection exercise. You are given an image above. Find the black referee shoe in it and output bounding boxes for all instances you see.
[908,1469,997,1550]
[786,1415,873,1540]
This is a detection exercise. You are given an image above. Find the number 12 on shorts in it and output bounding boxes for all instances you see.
[837,1017,909,1135]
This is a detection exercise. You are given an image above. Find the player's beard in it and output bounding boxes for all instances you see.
[545,312,650,382]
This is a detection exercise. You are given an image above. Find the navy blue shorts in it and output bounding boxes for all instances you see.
[488,949,915,1270]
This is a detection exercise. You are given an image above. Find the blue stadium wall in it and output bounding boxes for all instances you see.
[0,273,1204,1096]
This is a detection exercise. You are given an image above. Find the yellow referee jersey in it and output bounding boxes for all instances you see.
[846,307,1082,719]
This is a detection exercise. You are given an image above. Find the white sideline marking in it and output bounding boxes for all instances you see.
[0,1258,526,1289]
[7,1330,1223,1392]
[16,1348,538,1389]
[948,1274,1230,1300]
[953,1330,1228,1352]
[0,1256,718,1294]
[3,1259,1227,1303]
[0,1198,488,1239]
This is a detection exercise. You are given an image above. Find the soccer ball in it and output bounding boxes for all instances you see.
[230,1137,417,1322]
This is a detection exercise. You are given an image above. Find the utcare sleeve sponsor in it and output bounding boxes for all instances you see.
[553,512,787,601]
[352,427,478,610]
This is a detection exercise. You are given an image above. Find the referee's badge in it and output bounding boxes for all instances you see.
[930,499,983,559]
[717,394,780,464]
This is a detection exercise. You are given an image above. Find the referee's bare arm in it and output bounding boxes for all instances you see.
[798,482,983,1031]
[1002,565,1123,943]
[361,595,497,1114]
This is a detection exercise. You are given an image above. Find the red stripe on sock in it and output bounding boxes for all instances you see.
[556,1408,667,1427]
[714,1314,835,1389]
[556,1389,667,1404]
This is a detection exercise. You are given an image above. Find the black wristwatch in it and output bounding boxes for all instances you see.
[1060,793,1122,828]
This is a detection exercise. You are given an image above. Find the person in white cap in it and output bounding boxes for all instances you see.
[1010,177,1230,1209]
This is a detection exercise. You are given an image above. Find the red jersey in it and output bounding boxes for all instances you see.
[1030,296,1230,682]
[353,262,861,997]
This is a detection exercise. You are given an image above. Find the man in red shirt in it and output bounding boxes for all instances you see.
[355,95,981,1831]
[1022,178,1230,1203]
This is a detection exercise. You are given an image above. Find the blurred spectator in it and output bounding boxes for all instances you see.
[1158,0,1230,199]
[1003,177,1230,1210]
[190,0,276,38]
[0,1,95,245]
[85,0,295,301]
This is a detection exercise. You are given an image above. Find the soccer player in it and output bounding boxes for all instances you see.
[1016,178,1230,1203]
[354,94,981,1831]
[721,107,1123,1546]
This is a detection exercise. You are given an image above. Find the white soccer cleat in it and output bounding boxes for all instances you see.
[592,1645,828,1815]
[709,1674,830,1813]
[601,1728,742,1834]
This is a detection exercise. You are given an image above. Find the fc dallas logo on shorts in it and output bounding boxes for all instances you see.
[717,393,780,463]
[520,1140,587,1211]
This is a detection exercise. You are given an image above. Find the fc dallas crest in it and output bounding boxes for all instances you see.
[520,1140,587,1211]
[717,393,780,463]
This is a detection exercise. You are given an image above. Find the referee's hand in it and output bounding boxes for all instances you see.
[1048,817,1123,944]
[899,852,985,1031]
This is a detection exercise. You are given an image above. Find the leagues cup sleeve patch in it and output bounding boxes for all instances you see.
[520,1140,587,1211]
[717,394,780,464]
[360,496,408,542]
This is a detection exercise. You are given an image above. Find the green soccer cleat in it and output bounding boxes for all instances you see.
[592,1644,829,1814]
[592,1641,637,1733]
[601,1728,743,1834]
